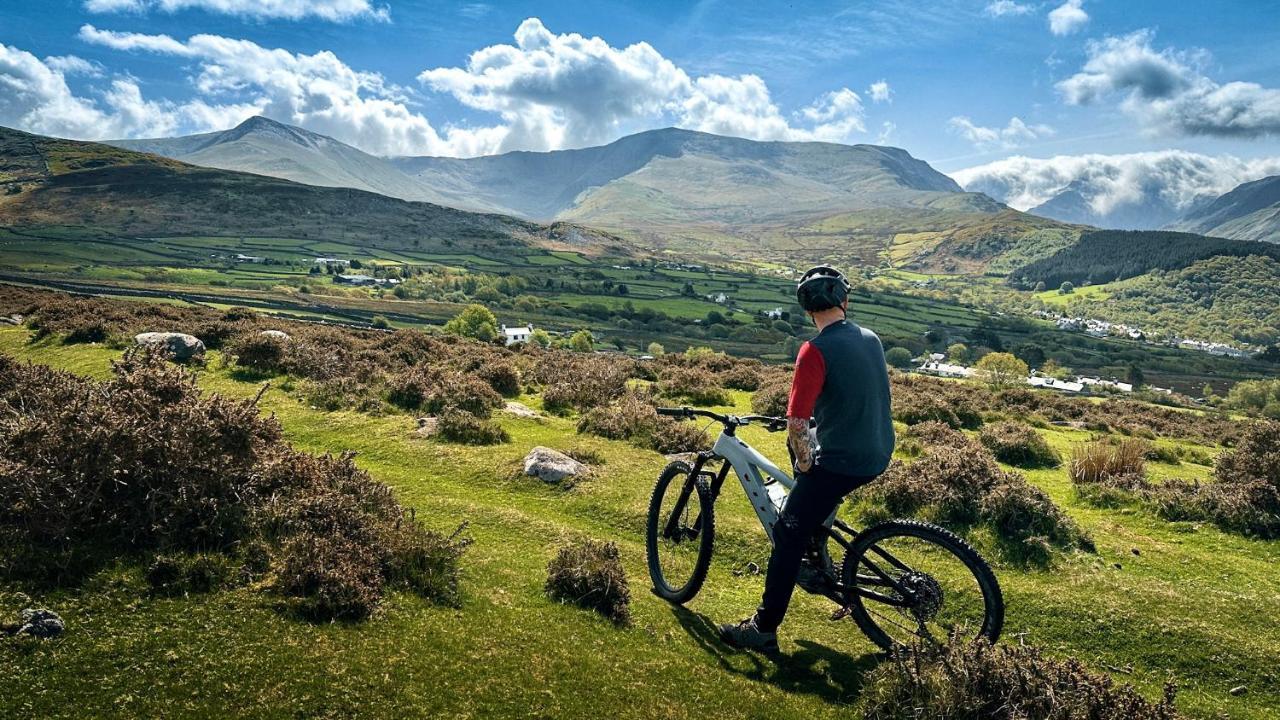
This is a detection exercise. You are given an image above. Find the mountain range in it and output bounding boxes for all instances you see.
[108,117,1006,262]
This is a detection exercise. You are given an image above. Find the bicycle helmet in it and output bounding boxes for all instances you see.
[796,265,850,312]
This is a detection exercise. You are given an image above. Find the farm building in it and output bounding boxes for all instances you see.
[501,323,535,346]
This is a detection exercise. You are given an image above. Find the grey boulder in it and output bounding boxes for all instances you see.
[134,332,205,361]
[259,330,291,341]
[17,608,64,638]
[523,446,585,484]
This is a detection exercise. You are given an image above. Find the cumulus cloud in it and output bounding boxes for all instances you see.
[985,1,1032,18]
[419,18,868,153]
[1048,0,1088,36]
[948,115,1054,149]
[79,24,494,155]
[83,0,388,22]
[0,41,230,139]
[952,151,1280,217]
[68,18,872,156]
[868,80,892,103]
[1057,30,1280,138]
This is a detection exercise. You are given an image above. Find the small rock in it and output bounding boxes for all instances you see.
[746,561,761,575]
[414,417,439,437]
[523,446,586,484]
[259,330,291,341]
[503,401,540,418]
[16,608,64,638]
[134,332,205,362]
[0,314,23,326]
[1229,685,1248,696]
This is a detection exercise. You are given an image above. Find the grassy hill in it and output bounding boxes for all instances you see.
[0,125,620,256]
[1,292,1278,719]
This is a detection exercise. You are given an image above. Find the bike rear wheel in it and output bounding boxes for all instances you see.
[646,461,715,603]
[841,519,1003,651]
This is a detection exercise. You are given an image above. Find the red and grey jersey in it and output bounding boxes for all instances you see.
[787,320,895,477]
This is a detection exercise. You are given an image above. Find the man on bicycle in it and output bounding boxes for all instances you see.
[720,265,895,652]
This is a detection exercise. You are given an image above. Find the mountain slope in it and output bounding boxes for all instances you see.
[1166,175,1280,243]
[0,125,613,254]
[393,127,984,220]
[1026,180,1186,230]
[108,116,449,204]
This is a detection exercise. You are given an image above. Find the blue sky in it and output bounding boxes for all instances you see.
[3,0,1280,206]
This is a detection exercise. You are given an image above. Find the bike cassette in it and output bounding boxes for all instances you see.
[899,571,944,622]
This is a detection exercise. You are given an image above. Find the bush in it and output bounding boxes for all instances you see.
[545,539,631,625]
[980,422,1060,468]
[276,532,384,620]
[436,409,510,445]
[751,376,791,417]
[899,421,970,456]
[860,636,1182,720]
[893,377,984,429]
[475,359,521,397]
[0,349,468,620]
[865,442,1088,559]
[576,391,710,454]
[719,364,762,391]
[387,368,502,418]
[656,366,731,406]
[534,354,631,414]
[227,333,289,374]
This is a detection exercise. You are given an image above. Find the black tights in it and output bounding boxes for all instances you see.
[754,465,874,633]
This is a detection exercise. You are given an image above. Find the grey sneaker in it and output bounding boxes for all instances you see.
[718,616,779,653]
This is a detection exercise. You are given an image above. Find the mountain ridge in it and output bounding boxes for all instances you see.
[1166,175,1280,243]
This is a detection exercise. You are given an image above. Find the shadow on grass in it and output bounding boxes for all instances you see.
[667,603,881,706]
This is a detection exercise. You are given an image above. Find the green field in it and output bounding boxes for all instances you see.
[1,327,1276,719]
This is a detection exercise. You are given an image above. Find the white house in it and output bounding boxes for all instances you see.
[919,360,974,378]
[1079,377,1134,393]
[501,323,534,346]
[764,307,785,319]
[314,257,350,267]
[1028,376,1084,393]
[234,253,265,263]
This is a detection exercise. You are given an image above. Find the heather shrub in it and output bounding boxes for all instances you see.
[545,539,631,626]
[0,349,468,619]
[719,363,762,391]
[576,390,710,454]
[899,421,970,456]
[534,354,631,414]
[387,367,502,418]
[751,376,791,417]
[860,636,1182,720]
[864,441,1088,559]
[980,422,1060,468]
[475,358,521,397]
[227,332,289,374]
[657,366,731,406]
[436,409,510,445]
[276,532,384,620]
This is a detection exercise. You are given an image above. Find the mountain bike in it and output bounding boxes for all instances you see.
[647,407,1004,651]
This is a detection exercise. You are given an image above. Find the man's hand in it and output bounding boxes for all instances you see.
[787,417,814,473]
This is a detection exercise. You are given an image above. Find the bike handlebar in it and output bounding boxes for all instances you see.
[657,407,788,432]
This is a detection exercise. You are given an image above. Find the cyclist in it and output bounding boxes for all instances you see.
[720,265,895,653]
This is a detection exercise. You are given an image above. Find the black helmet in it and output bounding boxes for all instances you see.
[796,265,850,312]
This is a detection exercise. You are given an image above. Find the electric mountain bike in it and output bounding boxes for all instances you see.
[646,407,1004,651]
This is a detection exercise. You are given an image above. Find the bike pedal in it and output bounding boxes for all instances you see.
[830,606,853,622]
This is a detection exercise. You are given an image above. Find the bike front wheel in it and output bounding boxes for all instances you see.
[646,461,715,603]
[841,519,1003,651]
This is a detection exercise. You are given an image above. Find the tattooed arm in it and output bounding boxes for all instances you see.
[788,417,815,472]
[787,341,825,474]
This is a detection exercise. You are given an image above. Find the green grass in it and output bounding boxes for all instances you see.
[1,328,1278,719]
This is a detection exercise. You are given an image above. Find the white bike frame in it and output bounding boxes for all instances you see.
[711,429,798,543]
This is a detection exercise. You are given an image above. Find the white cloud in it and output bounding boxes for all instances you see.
[15,18,873,157]
[83,0,388,22]
[948,115,1054,149]
[876,121,897,145]
[868,80,892,103]
[952,151,1280,217]
[418,18,869,153]
[80,24,479,155]
[985,1,1032,18]
[1057,30,1280,138]
[0,41,219,139]
[1048,0,1088,36]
